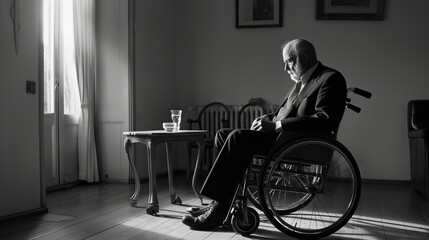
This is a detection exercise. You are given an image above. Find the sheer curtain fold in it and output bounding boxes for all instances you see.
[73,0,99,182]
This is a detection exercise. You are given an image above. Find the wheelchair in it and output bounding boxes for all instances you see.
[224,87,372,239]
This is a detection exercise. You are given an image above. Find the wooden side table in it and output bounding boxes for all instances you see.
[123,130,206,215]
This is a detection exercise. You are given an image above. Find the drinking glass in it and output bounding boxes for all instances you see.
[171,110,182,131]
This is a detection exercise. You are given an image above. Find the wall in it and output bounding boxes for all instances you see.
[0,0,44,217]
[174,0,429,180]
[97,0,130,182]
[133,0,179,178]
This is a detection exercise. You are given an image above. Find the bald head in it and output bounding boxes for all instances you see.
[282,39,318,81]
[283,39,318,70]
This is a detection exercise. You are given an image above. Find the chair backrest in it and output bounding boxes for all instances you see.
[408,100,429,131]
[238,102,269,129]
[192,102,231,138]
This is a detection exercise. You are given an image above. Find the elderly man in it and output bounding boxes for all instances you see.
[182,38,347,230]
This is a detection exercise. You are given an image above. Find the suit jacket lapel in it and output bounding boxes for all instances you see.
[293,77,317,106]
[284,63,327,118]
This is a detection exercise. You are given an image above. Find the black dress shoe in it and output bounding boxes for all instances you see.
[182,204,228,230]
[186,201,215,217]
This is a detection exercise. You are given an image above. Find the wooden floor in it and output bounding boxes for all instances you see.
[1,174,429,240]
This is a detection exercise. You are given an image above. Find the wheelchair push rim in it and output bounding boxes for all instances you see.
[258,137,361,239]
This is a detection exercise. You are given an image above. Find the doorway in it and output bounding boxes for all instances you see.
[43,0,80,188]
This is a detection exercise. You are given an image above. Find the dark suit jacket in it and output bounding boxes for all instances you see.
[271,62,347,135]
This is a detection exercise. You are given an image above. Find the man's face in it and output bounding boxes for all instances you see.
[282,47,304,82]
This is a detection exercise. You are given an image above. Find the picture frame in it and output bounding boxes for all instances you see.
[316,0,385,20]
[236,0,283,28]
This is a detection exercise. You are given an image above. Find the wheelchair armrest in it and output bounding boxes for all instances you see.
[275,129,333,143]
[268,129,335,157]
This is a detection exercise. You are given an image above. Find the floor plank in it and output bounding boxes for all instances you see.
[1,174,429,240]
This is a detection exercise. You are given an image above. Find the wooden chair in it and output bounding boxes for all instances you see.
[237,102,269,129]
[187,102,231,182]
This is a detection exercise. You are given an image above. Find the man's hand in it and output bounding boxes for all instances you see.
[250,118,276,132]
[250,116,267,130]
[250,115,270,127]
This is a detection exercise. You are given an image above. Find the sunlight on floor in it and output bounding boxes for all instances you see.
[349,214,429,233]
[120,211,429,239]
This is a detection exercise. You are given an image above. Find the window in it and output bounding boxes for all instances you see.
[43,0,80,116]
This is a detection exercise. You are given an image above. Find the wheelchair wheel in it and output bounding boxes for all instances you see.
[231,207,260,236]
[246,157,314,215]
[258,136,361,240]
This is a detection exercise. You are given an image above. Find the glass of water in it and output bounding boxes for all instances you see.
[171,110,182,132]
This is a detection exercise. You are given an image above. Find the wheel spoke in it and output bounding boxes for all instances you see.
[259,137,361,239]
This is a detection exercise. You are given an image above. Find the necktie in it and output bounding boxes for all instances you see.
[273,81,302,121]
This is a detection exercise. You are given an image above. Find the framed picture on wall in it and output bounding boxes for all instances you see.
[316,0,385,20]
[236,0,283,28]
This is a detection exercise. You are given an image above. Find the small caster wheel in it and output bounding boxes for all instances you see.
[231,207,260,236]
[171,196,182,205]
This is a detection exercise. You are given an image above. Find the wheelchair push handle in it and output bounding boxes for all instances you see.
[347,87,372,99]
[346,103,361,113]
[346,87,372,113]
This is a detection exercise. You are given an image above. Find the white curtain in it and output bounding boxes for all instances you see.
[73,0,99,182]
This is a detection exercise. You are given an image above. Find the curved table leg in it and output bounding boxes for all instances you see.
[192,138,205,205]
[124,138,140,207]
[166,142,182,205]
[146,142,159,215]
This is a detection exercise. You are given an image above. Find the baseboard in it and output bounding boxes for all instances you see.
[361,178,411,185]
[0,206,48,223]
[46,181,81,193]
[101,179,129,184]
